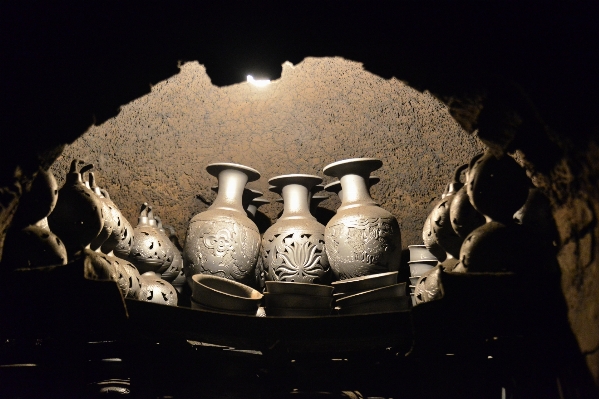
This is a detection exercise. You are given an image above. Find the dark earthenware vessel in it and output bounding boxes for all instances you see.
[183,163,261,288]
[324,158,401,280]
[262,174,332,285]
[48,160,104,256]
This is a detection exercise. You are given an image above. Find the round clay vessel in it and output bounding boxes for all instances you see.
[149,213,175,275]
[94,187,128,255]
[112,213,134,260]
[262,174,332,284]
[422,213,447,262]
[450,154,485,238]
[47,160,104,255]
[324,158,401,279]
[183,163,262,288]
[1,224,68,269]
[467,150,530,223]
[191,274,262,313]
[128,203,170,274]
[139,272,178,306]
[87,173,120,252]
[12,167,59,229]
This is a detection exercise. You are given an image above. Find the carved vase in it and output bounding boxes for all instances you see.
[183,163,261,288]
[262,174,332,285]
[323,158,401,280]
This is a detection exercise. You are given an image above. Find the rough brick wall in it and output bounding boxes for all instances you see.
[51,57,484,248]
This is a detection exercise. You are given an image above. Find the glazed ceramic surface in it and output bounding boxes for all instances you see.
[262,174,332,285]
[184,163,261,288]
[324,158,401,279]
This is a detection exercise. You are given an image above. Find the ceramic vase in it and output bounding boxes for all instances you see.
[262,174,332,285]
[183,163,261,288]
[323,158,401,279]
[139,272,178,306]
[128,203,171,274]
[47,160,104,256]
[449,155,486,238]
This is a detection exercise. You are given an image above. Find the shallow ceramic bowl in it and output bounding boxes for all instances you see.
[332,271,398,294]
[408,261,437,277]
[265,281,334,297]
[266,307,332,317]
[190,297,261,315]
[408,245,438,262]
[335,283,406,308]
[336,296,410,315]
[264,292,332,309]
[409,276,420,286]
[191,274,263,312]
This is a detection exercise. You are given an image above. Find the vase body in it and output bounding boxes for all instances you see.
[324,158,401,280]
[262,174,332,285]
[128,204,170,274]
[183,163,261,288]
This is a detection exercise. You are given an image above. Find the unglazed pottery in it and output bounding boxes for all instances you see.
[87,173,125,253]
[11,168,59,229]
[128,203,171,274]
[149,213,175,275]
[262,174,332,284]
[421,214,447,261]
[331,271,398,294]
[183,163,261,288]
[450,154,485,238]
[323,158,401,279]
[191,274,262,314]
[334,283,406,308]
[408,244,437,262]
[324,176,380,205]
[264,292,333,309]
[467,150,530,223]
[48,160,104,255]
[413,265,443,305]
[139,272,178,306]
[265,281,334,296]
[2,224,68,269]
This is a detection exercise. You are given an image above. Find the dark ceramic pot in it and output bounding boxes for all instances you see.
[48,160,104,256]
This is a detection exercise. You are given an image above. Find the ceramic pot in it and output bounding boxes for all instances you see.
[467,150,530,223]
[139,272,178,306]
[428,164,468,259]
[323,158,401,279]
[183,163,261,288]
[112,213,134,260]
[2,224,68,269]
[262,174,332,284]
[150,214,175,275]
[86,173,121,252]
[128,203,170,274]
[48,160,104,256]
[450,154,486,238]
[12,168,59,229]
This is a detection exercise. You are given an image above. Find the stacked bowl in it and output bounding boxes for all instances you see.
[264,281,334,316]
[190,274,263,315]
[333,271,408,315]
[407,245,439,306]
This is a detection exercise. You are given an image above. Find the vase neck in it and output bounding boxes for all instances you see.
[210,169,248,213]
[339,174,376,207]
[281,184,314,220]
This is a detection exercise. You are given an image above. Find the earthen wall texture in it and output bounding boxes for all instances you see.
[51,57,483,249]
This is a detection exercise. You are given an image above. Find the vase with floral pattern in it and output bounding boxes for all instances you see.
[262,174,332,285]
[324,158,401,279]
[183,163,261,288]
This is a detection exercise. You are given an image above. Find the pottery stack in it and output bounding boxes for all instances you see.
[407,245,438,306]
[264,281,334,316]
[332,271,408,315]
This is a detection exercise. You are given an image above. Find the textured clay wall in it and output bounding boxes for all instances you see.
[51,57,483,248]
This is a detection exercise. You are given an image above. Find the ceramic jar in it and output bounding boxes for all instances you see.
[128,203,171,274]
[183,163,261,288]
[449,155,486,238]
[262,174,332,285]
[323,158,401,279]
[139,272,178,306]
[48,160,104,256]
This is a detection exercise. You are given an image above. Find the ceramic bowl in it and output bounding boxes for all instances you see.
[335,296,410,315]
[190,297,258,315]
[408,261,437,277]
[191,274,263,313]
[332,271,398,294]
[334,283,406,308]
[265,281,334,297]
[409,276,420,286]
[266,307,332,317]
[264,292,333,309]
[408,245,438,261]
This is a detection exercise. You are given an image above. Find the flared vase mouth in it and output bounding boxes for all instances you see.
[268,174,323,190]
[323,158,383,178]
[324,180,342,194]
[251,197,270,206]
[206,162,261,182]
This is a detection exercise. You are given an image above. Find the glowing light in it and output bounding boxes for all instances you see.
[247,75,270,87]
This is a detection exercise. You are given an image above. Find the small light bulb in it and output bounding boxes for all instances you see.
[247,75,270,87]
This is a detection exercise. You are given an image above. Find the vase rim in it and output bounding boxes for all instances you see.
[323,158,383,178]
[324,180,341,193]
[268,185,282,195]
[206,162,261,182]
[252,197,271,205]
[268,174,323,189]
